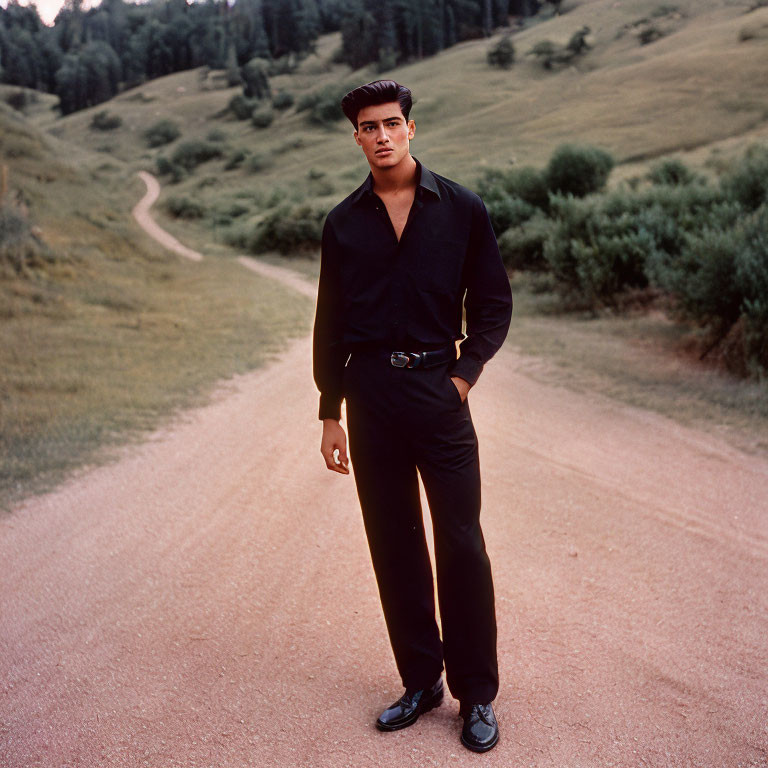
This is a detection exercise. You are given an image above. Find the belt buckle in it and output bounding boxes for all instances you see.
[391,351,418,368]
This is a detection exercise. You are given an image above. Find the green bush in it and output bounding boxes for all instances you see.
[165,196,205,219]
[486,196,537,234]
[143,119,181,148]
[735,205,768,372]
[272,90,294,110]
[545,144,615,197]
[647,158,696,186]
[251,104,274,128]
[0,204,55,275]
[220,202,250,218]
[648,228,743,336]
[497,215,550,271]
[246,152,273,173]
[296,80,359,124]
[206,128,227,142]
[541,182,736,306]
[90,110,122,131]
[476,166,550,211]
[155,155,184,183]
[543,193,651,307]
[224,149,249,170]
[228,93,257,120]
[638,23,665,45]
[241,57,271,100]
[170,140,224,172]
[720,145,768,212]
[487,34,515,69]
[528,40,559,69]
[250,204,328,254]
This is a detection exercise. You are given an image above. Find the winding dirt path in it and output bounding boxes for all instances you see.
[1,176,767,767]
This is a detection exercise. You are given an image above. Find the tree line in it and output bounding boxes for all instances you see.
[0,0,545,115]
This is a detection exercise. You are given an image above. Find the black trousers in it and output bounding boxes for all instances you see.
[343,345,498,705]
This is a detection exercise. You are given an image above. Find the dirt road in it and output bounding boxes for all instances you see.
[1,179,766,767]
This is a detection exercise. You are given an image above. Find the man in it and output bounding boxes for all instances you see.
[312,79,512,753]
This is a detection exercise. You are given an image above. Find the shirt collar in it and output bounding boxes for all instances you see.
[350,156,441,206]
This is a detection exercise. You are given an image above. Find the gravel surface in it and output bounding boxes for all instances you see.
[1,179,766,767]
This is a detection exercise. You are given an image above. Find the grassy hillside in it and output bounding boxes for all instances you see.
[25,0,766,274]
[40,1,768,195]
[0,103,312,512]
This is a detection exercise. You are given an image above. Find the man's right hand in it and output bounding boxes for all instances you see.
[321,418,350,474]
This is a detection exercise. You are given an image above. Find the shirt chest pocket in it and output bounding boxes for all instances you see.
[415,237,466,295]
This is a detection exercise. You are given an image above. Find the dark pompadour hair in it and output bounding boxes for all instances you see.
[340,80,413,130]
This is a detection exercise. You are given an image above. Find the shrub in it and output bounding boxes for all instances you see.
[648,228,743,338]
[477,166,550,211]
[543,194,651,307]
[497,214,550,271]
[143,119,181,148]
[296,80,359,124]
[250,203,328,254]
[170,140,224,171]
[246,152,273,173]
[545,144,615,197]
[272,90,294,111]
[206,128,227,142]
[0,204,54,275]
[486,195,537,235]
[638,23,664,45]
[735,205,768,372]
[228,93,257,120]
[487,33,515,69]
[165,196,205,219]
[90,110,122,131]
[220,202,250,218]
[241,57,271,100]
[566,26,591,56]
[155,155,184,183]
[720,145,768,212]
[647,158,696,186]
[251,104,274,128]
[224,149,249,170]
[528,40,558,69]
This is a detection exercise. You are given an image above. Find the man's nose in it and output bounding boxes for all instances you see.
[376,126,389,142]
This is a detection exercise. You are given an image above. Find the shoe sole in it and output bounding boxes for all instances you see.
[460,729,500,752]
[375,689,444,731]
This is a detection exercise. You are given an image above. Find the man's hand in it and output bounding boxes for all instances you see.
[450,376,471,403]
[321,418,350,474]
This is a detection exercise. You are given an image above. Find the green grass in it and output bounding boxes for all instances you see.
[0,248,313,512]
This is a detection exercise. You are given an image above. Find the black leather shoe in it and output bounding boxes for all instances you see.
[459,701,499,752]
[375,677,444,731]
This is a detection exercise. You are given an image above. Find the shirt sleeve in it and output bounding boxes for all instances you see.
[449,194,513,387]
[313,215,348,421]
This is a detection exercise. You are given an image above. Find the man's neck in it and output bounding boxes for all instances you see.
[371,154,418,196]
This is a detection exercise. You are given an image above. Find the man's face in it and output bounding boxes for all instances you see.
[354,101,415,169]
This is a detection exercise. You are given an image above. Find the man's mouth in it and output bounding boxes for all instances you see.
[376,148,393,154]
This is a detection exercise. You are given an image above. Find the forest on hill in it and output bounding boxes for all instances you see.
[0,0,550,114]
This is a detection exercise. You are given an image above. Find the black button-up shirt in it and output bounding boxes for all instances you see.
[313,155,513,421]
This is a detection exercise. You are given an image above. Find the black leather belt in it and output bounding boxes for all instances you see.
[347,341,457,369]
[389,345,456,368]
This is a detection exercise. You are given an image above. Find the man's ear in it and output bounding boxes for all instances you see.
[407,119,415,139]
[353,129,361,146]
